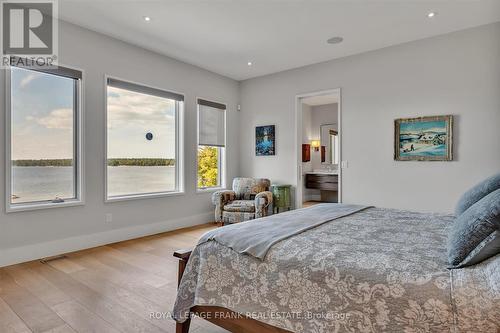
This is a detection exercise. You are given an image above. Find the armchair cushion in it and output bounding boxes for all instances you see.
[223,200,256,213]
[233,178,271,200]
[222,211,255,224]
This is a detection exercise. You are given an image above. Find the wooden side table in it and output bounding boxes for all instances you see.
[272,184,292,213]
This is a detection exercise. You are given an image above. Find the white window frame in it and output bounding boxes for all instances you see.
[5,63,85,213]
[104,76,184,202]
[196,98,227,193]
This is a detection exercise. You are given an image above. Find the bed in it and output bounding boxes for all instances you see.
[172,204,500,333]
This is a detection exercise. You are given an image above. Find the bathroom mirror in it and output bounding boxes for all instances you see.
[320,123,339,165]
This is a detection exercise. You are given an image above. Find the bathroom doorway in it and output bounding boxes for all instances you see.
[295,89,341,209]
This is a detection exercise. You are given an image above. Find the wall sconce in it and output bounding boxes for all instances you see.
[311,140,320,151]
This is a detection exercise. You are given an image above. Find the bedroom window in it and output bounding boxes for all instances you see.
[197,99,226,190]
[106,78,184,200]
[6,61,83,212]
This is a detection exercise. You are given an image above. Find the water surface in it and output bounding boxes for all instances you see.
[11,166,176,203]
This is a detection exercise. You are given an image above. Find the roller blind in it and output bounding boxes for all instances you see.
[198,99,226,147]
[107,78,184,101]
[10,56,82,79]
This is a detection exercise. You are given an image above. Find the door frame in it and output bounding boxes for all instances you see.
[294,88,342,209]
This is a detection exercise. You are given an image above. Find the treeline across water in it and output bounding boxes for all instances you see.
[108,158,175,166]
[13,159,73,167]
[13,158,175,167]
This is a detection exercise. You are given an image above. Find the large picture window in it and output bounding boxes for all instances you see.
[7,63,83,211]
[106,78,183,200]
[197,99,225,190]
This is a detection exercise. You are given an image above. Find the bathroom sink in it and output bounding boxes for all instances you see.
[308,169,338,175]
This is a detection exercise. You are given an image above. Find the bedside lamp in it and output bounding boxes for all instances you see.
[311,140,320,152]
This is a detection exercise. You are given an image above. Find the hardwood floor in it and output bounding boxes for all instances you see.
[0,223,228,333]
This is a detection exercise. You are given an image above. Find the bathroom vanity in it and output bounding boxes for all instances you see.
[304,170,338,203]
[305,172,338,191]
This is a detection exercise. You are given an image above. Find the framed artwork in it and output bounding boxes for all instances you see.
[302,144,310,162]
[394,115,453,161]
[256,125,276,156]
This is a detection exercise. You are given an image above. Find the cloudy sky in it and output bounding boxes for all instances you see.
[107,86,175,159]
[11,67,74,160]
[400,120,447,135]
[11,67,176,160]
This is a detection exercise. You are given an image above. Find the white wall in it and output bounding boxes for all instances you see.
[0,21,240,266]
[301,104,315,201]
[302,103,338,202]
[301,103,312,172]
[239,22,500,213]
[309,103,338,170]
[302,103,338,171]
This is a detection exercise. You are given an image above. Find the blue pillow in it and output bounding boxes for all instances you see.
[455,173,500,216]
[447,188,500,268]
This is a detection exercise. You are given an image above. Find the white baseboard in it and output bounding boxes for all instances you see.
[0,211,213,268]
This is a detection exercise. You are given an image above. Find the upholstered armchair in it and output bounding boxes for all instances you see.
[212,178,273,224]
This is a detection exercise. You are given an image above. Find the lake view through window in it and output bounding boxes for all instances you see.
[9,66,80,207]
[106,79,181,199]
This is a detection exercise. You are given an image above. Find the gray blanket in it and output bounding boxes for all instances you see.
[198,203,370,259]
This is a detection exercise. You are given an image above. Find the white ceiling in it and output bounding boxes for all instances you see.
[59,0,500,81]
[301,94,339,106]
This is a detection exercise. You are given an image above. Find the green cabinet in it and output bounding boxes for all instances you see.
[271,184,292,213]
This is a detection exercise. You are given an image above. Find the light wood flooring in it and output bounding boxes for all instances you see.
[0,223,228,333]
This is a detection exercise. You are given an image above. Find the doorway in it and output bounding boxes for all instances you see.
[295,89,342,209]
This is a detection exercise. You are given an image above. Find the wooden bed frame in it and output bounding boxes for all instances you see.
[174,249,292,333]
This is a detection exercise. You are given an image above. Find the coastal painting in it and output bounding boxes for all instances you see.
[256,125,276,156]
[395,115,453,161]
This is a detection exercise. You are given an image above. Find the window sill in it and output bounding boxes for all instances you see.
[6,199,85,213]
[196,187,226,194]
[105,191,185,203]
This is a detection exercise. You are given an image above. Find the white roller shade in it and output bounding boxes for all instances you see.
[198,99,226,147]
[108,78,184,101]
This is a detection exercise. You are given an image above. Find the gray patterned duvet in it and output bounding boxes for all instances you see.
[173,207,500,332]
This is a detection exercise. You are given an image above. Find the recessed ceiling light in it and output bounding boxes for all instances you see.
[327,36,343,44]
[427,12,436,18]
[247,61,253,66]
[143,16,151,22]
